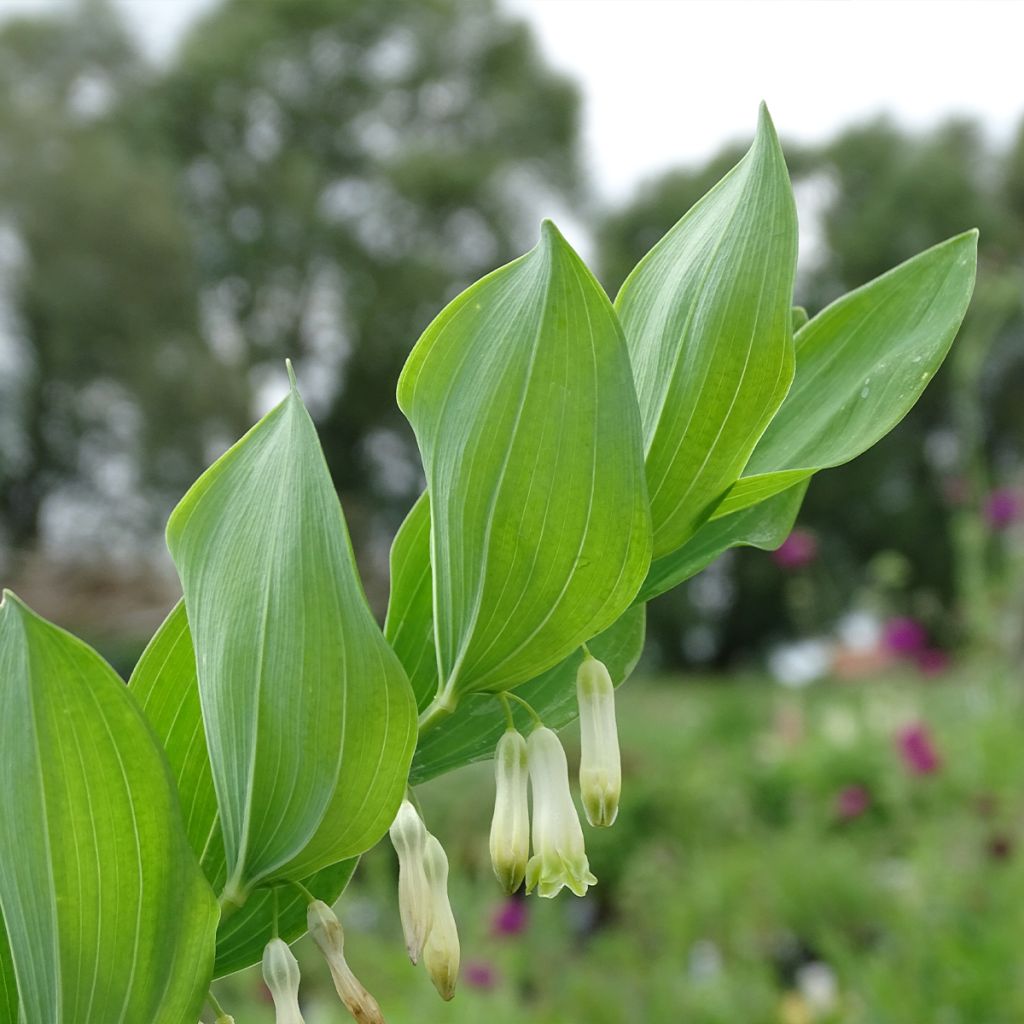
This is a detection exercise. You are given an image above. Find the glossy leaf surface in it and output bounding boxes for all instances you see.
[129,600,358,978]
[166,382,416,900]
[616,104,798,556]
[0,592,217,1023]
[398,221,651,704]
[714,231,978,518]
[637,480,809,603]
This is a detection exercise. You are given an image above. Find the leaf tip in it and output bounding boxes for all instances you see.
[285,358,298,392]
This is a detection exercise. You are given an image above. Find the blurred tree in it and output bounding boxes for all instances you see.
[599,117,1024,667]
[151,0,582,572]
[0,0,232,558]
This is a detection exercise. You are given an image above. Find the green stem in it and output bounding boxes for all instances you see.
[503,690,543,727]
[207,989,229,1020]
[498,692,516,730]
[418,690,458,736]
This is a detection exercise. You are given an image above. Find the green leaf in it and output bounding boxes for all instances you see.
[0,591,218,1024]
[637,480,809,603]
[383,491,436,713]
[713,230,978,519]
[397,220,651,705]
[165,380,417,904]
[411,605,646,785]
[129,600,359,978]
[0,920,17,1024]
[616,104,798,557]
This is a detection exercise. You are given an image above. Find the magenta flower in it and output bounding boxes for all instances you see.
[984,488,1021,531]
[835,784,871,821]
[883,617,927,657]
[464,960,498,990]
[915,647,950,676]
[491,897,527,937]
[897,723,941,775]
[772,528,818,570]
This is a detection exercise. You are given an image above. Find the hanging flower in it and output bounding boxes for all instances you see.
[389,798,433,964]
[422,833,460,1001]
[261,939,306,1024]
[576,655,621,827]
[307,900,385,1024]
[489,728,530,892]
[525,726,597,898]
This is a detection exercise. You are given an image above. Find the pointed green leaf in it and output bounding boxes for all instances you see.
[411,605,646,785]
[637,480,809,603]
[397,220,651,705]
[383,492,436,713]
[129,600,359,978]
[0,592,217,1024]
[383,496,645,782]
[714,230,978,519]
[166,383,417,903]
[616,104,798,556]
[0,921,17,1024]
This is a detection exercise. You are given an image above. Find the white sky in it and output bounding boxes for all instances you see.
[1,0,1022,198]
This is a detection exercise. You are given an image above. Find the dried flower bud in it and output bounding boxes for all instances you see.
[489,728,530,892]
[576,656,621,827]
[422,833,460,1001]
[525,726,597,898]
[262,938,306,1024]
[389,798,433,963]
[307,899,385,1024]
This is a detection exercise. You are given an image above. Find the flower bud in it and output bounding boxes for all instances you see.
[576,656,621,827]
[389,798,433,963]
[307,900,385,1024]
[262,938,306,1024]
[422,833,460,1001]
[525,726,597,898]
[489,728,530,892]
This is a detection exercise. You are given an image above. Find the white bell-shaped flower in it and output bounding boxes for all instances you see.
[307,899,385,1024]
[262,938,306,1024]
[525,726,597,898]
[422,833,460,1001]
[489,728,530,892]
[389,798,433,963]
[576,655,621,827]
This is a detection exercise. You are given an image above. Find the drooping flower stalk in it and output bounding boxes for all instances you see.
[525,726,597,898]
[307,899,385,1024]
[262,938,306,1024]
[422,833,460,1000]
[576,655,621,827]
[389,798,433,963]
[489,727,530,892]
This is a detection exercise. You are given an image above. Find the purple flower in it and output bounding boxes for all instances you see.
[883,617,928,657]
[897,723,941,776]
[915,647,950,676]
[835,784,871,821]
[772,528,819,570]
[984,488,1021,530]
[491,897,527,937]
[464,960,498,990]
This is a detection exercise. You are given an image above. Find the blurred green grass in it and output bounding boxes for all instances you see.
[212,667,1024,1023]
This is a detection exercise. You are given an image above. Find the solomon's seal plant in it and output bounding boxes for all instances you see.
[0,106,977,1022]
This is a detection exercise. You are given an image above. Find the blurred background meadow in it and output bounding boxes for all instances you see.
[1,0,1023,1020]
